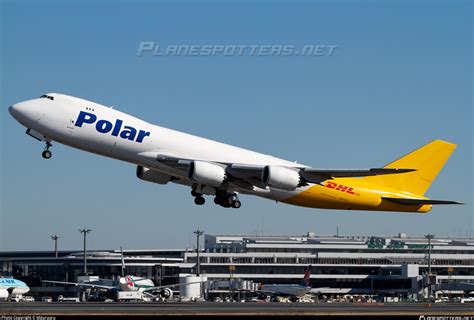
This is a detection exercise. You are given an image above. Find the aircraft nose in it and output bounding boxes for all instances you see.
[9,103,30,125]
[8,100,41,126]
[8,103,20,118]
[8,102,29,121]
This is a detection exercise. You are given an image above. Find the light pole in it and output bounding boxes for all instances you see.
[425,234,435,300]
[229,265,235,301]
[425,234,435,275]
[51,235,59,258]
[193,230,204,276]
[79,228,92,275]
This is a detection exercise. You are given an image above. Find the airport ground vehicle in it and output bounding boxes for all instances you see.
[57,295,80,302]
[115,291,146,301]
[21,296,35,302]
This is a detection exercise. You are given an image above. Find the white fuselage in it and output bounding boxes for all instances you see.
[8,93,307,201]
[260,284,311,297]
[118,276,155,292]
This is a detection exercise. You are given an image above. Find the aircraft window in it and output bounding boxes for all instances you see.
[39,95,54,101]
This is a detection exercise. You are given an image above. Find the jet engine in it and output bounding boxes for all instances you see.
[187,161,226,187]
[160,288,173,300]
[262,166,300,191]
[0,289,8,301]
[136,166,172,185]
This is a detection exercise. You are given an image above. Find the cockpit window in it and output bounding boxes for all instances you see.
[40,94,54,101]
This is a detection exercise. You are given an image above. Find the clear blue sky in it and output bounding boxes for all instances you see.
[1,0,472,251]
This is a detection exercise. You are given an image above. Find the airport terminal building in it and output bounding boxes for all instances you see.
[1,232,473,300]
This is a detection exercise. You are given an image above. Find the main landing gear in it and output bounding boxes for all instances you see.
[42,142,52,159]
[191,189,242,208]
[214,191,241,209]
[191,189,205,206]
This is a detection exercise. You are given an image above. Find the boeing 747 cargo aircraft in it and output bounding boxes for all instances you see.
[9,93,462,211]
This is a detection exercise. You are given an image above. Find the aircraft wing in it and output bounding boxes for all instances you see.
[301,168,415,178]
[154,153,192,169]
[149,153,416,188]
[143,280,206,293]
[42,280,116,290]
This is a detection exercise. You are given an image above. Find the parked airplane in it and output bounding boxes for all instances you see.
[43,248,183,300]
[257,266,312,300]
[43,277,178,301]
[9,93,462,211]
[0,278,30,301]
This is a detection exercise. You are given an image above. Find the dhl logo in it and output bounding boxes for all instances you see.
[325,181,356,195]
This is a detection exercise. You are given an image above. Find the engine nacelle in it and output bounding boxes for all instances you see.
[187,161,226,187]
[262,166,300,191]
[160,288,173,300]
[0,289,8,301]
[136,166,172,185]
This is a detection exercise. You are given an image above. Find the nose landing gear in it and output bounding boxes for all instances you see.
[42,142,52,159]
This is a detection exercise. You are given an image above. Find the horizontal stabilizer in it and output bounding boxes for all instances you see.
[383,197,464,205]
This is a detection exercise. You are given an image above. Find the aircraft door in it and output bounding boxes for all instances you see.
[65,113,75,135]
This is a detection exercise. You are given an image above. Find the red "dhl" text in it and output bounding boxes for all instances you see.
[325,182,355,195]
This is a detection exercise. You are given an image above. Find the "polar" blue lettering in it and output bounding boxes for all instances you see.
[75,111,150,143]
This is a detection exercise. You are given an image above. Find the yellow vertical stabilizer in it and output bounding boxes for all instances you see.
[362,140,457,196]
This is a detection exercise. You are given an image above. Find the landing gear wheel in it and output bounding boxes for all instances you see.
[194,196,205,205]
[221,198,232,208]
[214,192,242,208]
[191,190,199,197]
[42,150,52,159]
[232,200,241,209]
[42,141,52,159]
